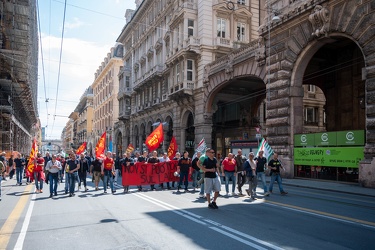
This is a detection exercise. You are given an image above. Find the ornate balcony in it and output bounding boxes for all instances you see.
[169,81,194,98]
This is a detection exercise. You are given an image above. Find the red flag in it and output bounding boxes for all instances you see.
[145,124,164,151]
[167,136,177,160]
[126,144,135,154]
[76,142,87,155]
[95,132,106,159]
[26,138,38,177]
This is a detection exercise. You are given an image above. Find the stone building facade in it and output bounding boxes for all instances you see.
[90,45,123,152]
[75,87,94,153]
[115,0,263,155]
[203,0,375,187]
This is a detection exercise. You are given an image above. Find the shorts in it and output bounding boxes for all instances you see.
[93,171,102,182]
[204,176,221,194]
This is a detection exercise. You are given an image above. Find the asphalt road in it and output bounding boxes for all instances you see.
[1,177,374,250]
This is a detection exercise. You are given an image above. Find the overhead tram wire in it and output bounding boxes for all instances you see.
[50,0,67,138]
[37,0,50,130]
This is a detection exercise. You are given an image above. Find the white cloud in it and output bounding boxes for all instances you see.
[39,33,115,139]
[65,17,85,30]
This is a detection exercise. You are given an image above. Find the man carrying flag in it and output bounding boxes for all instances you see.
[254,138,273,196]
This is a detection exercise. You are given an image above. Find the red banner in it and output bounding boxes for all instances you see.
[122,161,183,186]
[95,132,106,159]
[126,143,135,154]
[145,123,164,151]
[167,136,177,160]
[26,138,38,177]
[76,142,87,155]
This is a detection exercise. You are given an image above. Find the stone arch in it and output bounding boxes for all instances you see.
[204,69,267,113]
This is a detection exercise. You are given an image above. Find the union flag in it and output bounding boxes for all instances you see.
[26,138,38,177]
[145,124,164,151]
[76,142,87,155]
[95,132,106,159]
[167,136,177,160]
[126,143,135,154]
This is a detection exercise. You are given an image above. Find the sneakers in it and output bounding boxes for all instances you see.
[208,203,215,209]
[212,202,219,209]
[104,191,107,194]
[245,189,251,196]
[49,194,53,198]
[281,191,288,195]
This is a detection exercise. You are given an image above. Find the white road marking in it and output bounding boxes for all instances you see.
[134,193,284,250]
[14,190,37,250]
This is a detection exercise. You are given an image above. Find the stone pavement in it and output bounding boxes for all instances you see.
[281,177,375,197]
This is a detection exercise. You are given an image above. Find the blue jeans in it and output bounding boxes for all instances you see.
[224,171,236,193]
[178,171,189,190]
[34,171,44,190]
[269,173,285,193]
[16,167,24,184]
[103,170,115,192]
[64,172,70,192]
[69,172,78,194]
[254,172,267,193]
[49,172,59,194]
[192,170,201,188]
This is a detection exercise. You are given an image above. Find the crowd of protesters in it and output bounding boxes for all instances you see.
[0,149,287,208]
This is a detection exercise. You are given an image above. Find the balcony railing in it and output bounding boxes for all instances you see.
[214,37,231,47]
[153,98,160,105]
[169,81,194,96]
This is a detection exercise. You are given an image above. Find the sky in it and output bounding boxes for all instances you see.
[37,0,136,140]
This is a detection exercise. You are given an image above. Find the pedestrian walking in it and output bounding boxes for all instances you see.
[13,153,25,185]
[268,153,288,195]
[45,154,62,198]
[235,149,247,195]
[244,152,257,200]
[202,148,221,209]
[254,150,269,196]
[221,153,237,196]
[90,157,103,191]
[33,152,45,193]
[102,151,116,194]
[66,153,79,197]
[78,153,89,191]
[177,151,191,192]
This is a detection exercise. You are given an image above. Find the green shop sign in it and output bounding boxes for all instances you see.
[295,130,364,147]
[293,147,364,168]
[336,130,364,146]
[314,132,336,146]
[294,134,315,147]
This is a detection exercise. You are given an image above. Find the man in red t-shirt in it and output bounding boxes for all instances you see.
[221,153,237,196]
[102,151,116,194]
[34,152,45,193]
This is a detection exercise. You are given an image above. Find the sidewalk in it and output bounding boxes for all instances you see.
[280,177,375,197]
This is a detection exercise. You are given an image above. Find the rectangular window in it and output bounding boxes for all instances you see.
[217,18,226,38]
[188,19,194,37]
[125,76,130,88]
[237,0,245,5]
[237,22,246,41]
[176,63,180,83]
[304,107,317,124]
[187,59,193,81]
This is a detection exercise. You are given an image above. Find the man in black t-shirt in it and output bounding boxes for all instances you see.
[90,157,103,191]
[268,153,288,195]
[254,151,269,196]
[202,148,221,209]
